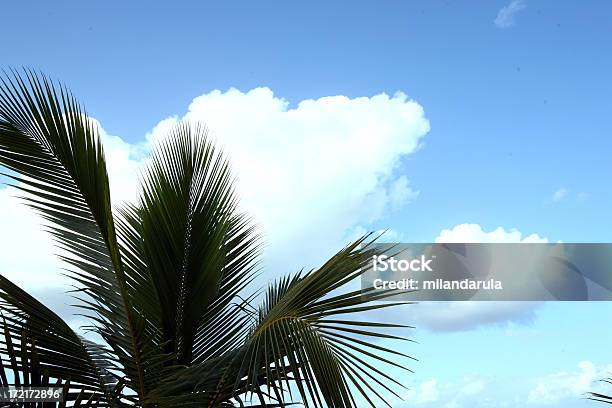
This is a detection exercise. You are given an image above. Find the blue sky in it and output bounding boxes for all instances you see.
[2,1,612,406]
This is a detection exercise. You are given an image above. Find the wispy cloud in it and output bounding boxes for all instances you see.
[551,188,590,203]
[577,192,589,202]
[495,0,527,28]
[552,187,569,202]
[391,361,612,407]
[528,361,612,404]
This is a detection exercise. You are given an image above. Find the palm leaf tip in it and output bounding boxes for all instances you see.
[588,381,612,404]
[134,121,262,367]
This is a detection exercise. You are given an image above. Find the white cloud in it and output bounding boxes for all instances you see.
[552,188,569,202]
[550,188,590,204]
[410,301,540,332]
[435,223,549,243]
[0,122,142,320]
[0,187,63,291]
[0,87,430,316]
[460,379,486,396]
[398,377,489,407]
[359,224,549,332]
[405,378,441,404]
[401,223,547,332]
[145,87,430,273]
[390,175,420,209]
[495,0,527,28]
[363,223,548,332]
[528,361,612,405]
[93,118,143,204]
[394,363,611,408]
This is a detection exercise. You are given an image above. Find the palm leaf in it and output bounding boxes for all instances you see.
[132,122,261,365]
[0,70,151,400]
[152,236,413,408]
[237,236,413,408]
[0,275,121,407]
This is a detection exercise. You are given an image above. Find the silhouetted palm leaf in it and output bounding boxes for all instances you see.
[0,70,413,407]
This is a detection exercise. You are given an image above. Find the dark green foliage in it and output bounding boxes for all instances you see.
[0,70,413,407]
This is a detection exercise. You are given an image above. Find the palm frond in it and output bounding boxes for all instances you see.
[237,235,413,408]
[191,213,260,364]
[0,275,118,406]
[152,236,413,408]
[0,70,151,400]
[134,122,261,365]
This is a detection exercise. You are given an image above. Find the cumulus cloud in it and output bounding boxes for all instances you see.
[403,223,547,332]
[145,88,430,273]
[495,0,527,28]
[361,223,548,332]
[0,87,430,322]
[435,223,549,243]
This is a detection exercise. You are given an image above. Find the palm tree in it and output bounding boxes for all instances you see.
[0,71,412,407]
